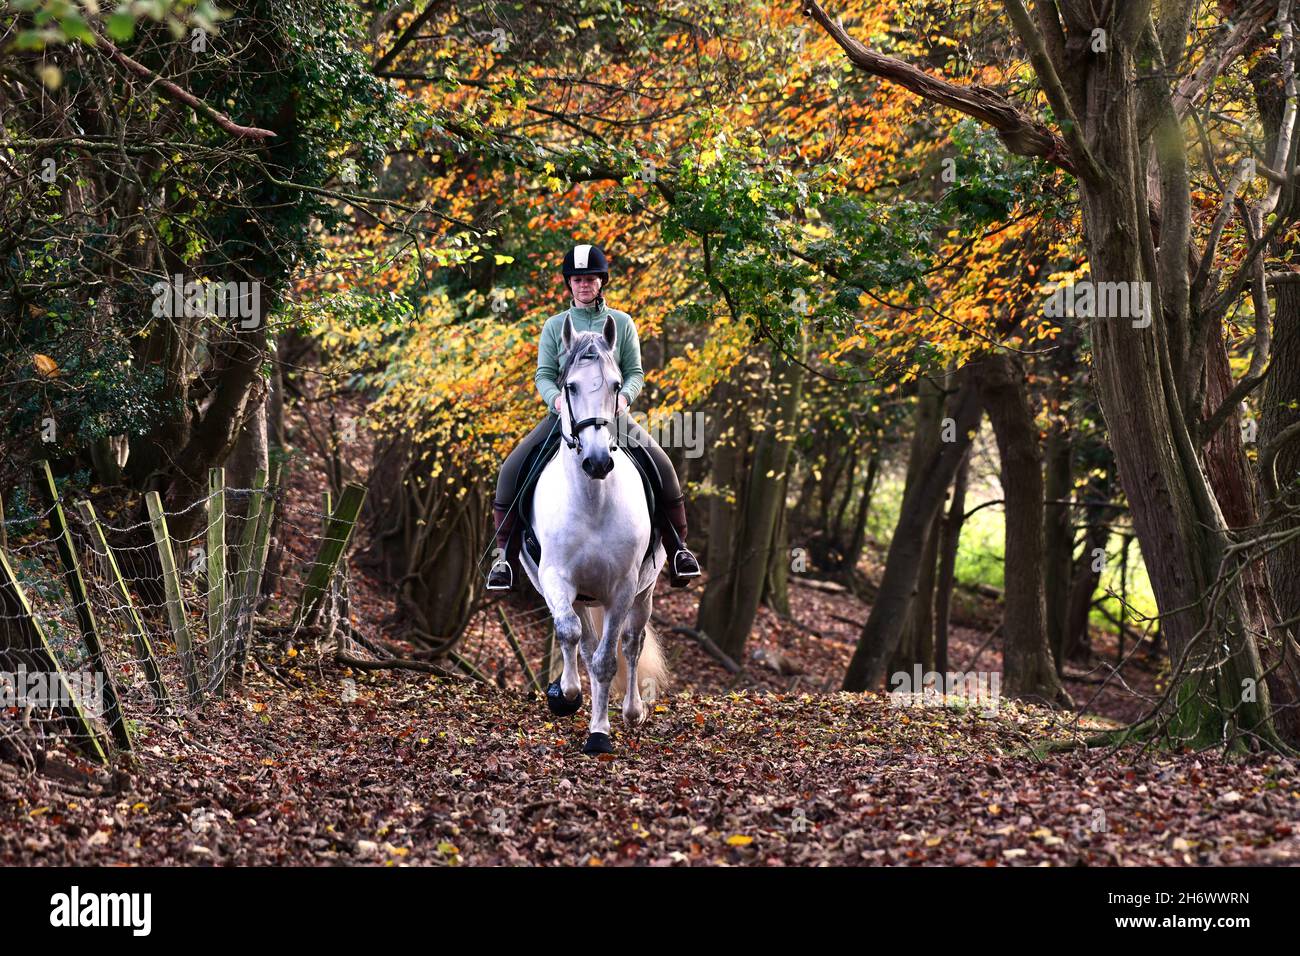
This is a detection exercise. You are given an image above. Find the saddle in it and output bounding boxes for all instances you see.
[513,429,662,580]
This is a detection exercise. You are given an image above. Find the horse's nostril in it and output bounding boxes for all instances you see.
[583,456,613,479]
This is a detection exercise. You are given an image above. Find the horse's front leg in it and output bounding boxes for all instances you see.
[583,591,632,755]
[539,566,583,717]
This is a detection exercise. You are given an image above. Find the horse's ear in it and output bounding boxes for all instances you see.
[602,314,617,351]
[562,313,575,352]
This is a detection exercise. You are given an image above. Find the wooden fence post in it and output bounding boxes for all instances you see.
[0,549,109,765]
[294,482,367,628]
[498,606,542,693]
[224,468,265,689]
[542,627,556,684]
[206,468,227,692]
[33,462,131,751]
[146,491,203,704]
[74,500,173,713]
[243,460,280,622]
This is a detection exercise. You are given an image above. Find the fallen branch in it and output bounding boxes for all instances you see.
[652,616,741,673]
[334,651,456,677]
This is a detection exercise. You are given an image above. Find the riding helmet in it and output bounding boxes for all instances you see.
[562,243,610,285]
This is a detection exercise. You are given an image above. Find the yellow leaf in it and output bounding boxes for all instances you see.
[33,354,59,377]
[725,834,753,846]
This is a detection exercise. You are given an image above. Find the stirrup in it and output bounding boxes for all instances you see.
[672,548,701,578]
[486,557,514,591]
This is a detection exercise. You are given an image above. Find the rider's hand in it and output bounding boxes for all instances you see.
[553,394,563,414]
[617,393,629,415]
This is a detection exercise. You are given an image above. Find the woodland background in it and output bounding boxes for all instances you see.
[2,0,1300,865]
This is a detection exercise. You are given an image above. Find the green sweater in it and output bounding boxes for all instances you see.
[534,299,644,409]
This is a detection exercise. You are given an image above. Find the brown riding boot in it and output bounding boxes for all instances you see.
[487,501,517,590]
[662,494,701,587]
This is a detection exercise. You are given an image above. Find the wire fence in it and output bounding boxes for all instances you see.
[0,460,366,767]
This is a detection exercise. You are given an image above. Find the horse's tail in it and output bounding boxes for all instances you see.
[611,619,670,702]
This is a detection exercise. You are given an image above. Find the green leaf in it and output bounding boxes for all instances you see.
[106,13,137,42]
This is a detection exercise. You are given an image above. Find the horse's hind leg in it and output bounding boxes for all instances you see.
[621,593,653,730]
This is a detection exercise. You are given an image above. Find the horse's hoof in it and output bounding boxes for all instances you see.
[583,732,614,755]
[546,679,581,717]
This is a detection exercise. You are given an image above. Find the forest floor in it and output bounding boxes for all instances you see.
[4,402,1300,866]
[4,562,1300,865]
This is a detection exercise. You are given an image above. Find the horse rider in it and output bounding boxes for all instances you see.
[486,242,702,590]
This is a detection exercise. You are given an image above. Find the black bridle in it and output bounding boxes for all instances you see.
[559,348,621,456]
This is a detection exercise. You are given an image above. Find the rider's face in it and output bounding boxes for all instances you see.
[569,275,602,305]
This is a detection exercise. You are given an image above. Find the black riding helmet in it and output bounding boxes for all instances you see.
[562,243,610,287]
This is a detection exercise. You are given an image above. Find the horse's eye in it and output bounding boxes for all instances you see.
[567,383,577,392]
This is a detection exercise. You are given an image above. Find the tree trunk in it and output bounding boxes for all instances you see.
[711,332,807,659]
[890,507,941,677]
[978,352,1068,704]
[832,443,860,540]
[934,449,970,675]
[696,385,744,645]
[1262,278,1300,631]
[763,492,791,616]
[845,447,880,572]
[1068,32,1282,746]
[843,362,984,690]
[225,390,269,544]
[882,375,945,678]
[1043,419,1073,671]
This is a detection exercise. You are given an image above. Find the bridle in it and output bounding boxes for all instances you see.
[559,343,621,457]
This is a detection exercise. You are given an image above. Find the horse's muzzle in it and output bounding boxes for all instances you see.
[582,453,614,479]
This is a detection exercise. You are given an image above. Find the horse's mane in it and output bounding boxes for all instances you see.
[558,329,617,383]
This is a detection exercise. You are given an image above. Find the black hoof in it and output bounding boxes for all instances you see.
[546,679,581,717]
[583,732,614,755]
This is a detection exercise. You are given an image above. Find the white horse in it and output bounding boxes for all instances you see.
[519,313,668,755]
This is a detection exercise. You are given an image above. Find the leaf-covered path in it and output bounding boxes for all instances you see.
[4,658,1299,866]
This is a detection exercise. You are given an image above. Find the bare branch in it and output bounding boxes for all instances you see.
[92,32,276,141]
[999,0,1102,181]
[1172,0,1276,119]
[799,0,1077,175]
